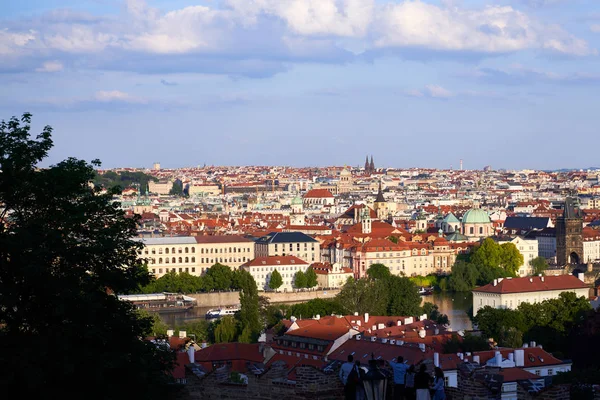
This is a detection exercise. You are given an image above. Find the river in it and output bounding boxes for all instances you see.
[158,291,473,331]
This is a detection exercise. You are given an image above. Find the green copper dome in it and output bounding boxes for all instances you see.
[462,208,491,224]
[291,196,303,205]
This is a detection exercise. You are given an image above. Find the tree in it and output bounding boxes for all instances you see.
[288,299,345,319]
[213,316,238,343]
[0,114,174,398]
[269,269,283,290]
[474,307,526,345]
[138,309,170,337]
[336,278,388,315]
[235,270,261,343]
[386,275,422,316]
[470,238,502,270]
[169,179,185,196]
[422,302,450,325]
[305,267,318,288]
[387,235,399,244]
[530,257,549,276]
[448,261,479,292]
[367,263,391,280]
[205,263,233,291]
[294,270,307,288]
[499,242,523,276]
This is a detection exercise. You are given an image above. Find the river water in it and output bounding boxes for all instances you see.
[158,291,473,331]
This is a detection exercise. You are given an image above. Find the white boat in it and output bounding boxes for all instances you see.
[418,287,434,295]
[205,306,240,319]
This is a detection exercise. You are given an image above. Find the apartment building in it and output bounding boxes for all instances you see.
[135,235,254,278]
[241,255,309,291]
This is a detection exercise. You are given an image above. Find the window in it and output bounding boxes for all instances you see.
[191,257,195,262]
[165,258,169,264]
[159,268,162,273]
[172,247,176,254]
[178,248,182,254]
[192,267,195,273]
[185,257,189,263]
[470,227,474,235]
[535,370,541,376]
[151,249,156,254]
[159,258,163,263]
[172,257,176,263]
[548,369,553,376]
[159,248,163,254]
[185,247,189,253]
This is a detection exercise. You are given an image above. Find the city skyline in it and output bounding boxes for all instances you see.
[1,0,600,170]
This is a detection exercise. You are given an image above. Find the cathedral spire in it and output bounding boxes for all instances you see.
[369,155,375,173]
[365,155,370,172]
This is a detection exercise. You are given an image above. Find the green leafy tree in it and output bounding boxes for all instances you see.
[138,309,170,337]
[422,302,450,325]
[367,263,391,280]
[386,275,422,316]
[387,235,399,244]
[205,263,234,291]
[499,242,524,276]
[235,270,261,343]
[0,113,174,399]
[269,268,283,290]
[530,257,549,276]
[474,307,527,345]
[288,299,345,319]
[470,238,502,270]
[336,278,388,315]
[169,179,185,196]
[305,267,318,288]
[443,333,490,353]
[448,261,479,291]
[213,316,238,343]
[294,270,307,288]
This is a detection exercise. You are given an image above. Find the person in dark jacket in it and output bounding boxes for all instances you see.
[414,364,431,400]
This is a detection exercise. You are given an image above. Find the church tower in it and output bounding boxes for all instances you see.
[361,206,372,234]
[556,197,583,266]
[374,180,387,220]
[364,155,370,173]
[290,196,305,226]
[369,155,375,173]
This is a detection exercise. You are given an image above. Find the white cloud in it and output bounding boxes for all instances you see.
[373,2,595,56]
[93,90,146,104]
[0,29,37,56]
[426,85,453,98]
[405,89,424,97]
[0,0,595,77]
[591,24,600,33]
[35,60,64,72]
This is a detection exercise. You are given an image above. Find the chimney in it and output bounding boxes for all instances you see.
[354,312,359,316]
[397,320,402,326]
[498,278,504,283]
[523,343,529,348]
[541,276,544,282]
[458,353,464,360]
[493,279,498,286]
[578,272,585,282]
[179,330,187,338]
[201,341,207,349]
[419,343,426,352]
[530,341,536,348]
[372,325,377,331]
[495,351,502,366]
[378,323,385,330]
[419,314,427,321]
[364,313,369,323]
[508,353,514,363]
[167,329,174,337]
[188,346,195,364]
[404,317,414,325]
[473,355,480,364]
[515,349,525,367]
[434,328,440,335]
[356,320,361,326]
[529,278,533,283]
[418,328,426,338]
[315,314,320,320]
[434,353,440,367]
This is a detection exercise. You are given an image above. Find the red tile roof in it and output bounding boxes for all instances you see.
[241,255,308,268]
[473,275,588,294]
[304,189,334,198]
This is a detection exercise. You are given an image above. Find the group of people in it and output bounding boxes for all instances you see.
[339,354,446,400]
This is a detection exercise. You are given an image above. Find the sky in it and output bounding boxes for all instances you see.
[1,0,600,170]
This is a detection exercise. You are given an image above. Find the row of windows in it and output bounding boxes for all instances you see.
[273,243,315,251]
[152,267,196,274]
[145,246,251,255]
[150,256,248,265]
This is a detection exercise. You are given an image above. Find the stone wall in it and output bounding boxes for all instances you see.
[189,289,342,308]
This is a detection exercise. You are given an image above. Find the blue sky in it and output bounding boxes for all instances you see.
[1,0,599,170]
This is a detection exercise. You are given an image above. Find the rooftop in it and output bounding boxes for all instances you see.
[473,275,588,294]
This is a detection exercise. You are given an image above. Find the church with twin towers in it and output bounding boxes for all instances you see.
[364,155,375,174]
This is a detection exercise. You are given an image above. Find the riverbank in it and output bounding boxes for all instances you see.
[186,288,341,309]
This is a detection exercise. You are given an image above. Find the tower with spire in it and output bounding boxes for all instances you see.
[364,155,370,172]
[374,180,388,220]
[370,155,375,173]
[364,155,376,174]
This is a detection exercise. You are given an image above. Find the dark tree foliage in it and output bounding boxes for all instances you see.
[422,302,450,325]
[0,114,174,399]
[93,170,158,195]
[235,269,261,343]
[286,299,346,320]
[169,179,186,197]
[294,270,307,288]
[442,333,491,353]
[367,263,392,280]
